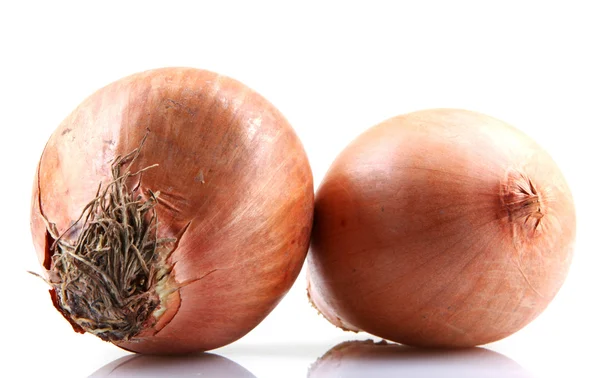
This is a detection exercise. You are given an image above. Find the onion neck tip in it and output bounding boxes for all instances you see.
[502,170,545,234]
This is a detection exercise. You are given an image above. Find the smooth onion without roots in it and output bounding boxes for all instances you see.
[307,108,575,348]
[31,67,313,354]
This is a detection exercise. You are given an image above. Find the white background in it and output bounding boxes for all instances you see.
[1,1,598,377]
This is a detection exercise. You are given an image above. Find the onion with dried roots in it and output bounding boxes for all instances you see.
[30,67,313,354]
[307,108,575,347]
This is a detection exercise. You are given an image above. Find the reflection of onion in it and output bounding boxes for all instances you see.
[309,340,533,378]
[89,352,256,377]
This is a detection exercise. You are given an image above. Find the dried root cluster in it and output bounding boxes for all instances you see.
[46,139,173,342]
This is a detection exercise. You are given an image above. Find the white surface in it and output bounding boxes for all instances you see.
[1,1,598,377]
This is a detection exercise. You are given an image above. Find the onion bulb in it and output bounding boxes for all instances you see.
[307,108,575,347]
[31,67,313,354]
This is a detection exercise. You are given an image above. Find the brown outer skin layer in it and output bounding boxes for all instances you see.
[31,67,314,354]
[307,108,576,348]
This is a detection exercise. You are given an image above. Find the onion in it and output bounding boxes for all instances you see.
[307,108,575,347]
[30,67,313,354]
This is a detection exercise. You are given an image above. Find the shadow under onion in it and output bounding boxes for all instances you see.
[308,339,534,378]
[89,352,256,377]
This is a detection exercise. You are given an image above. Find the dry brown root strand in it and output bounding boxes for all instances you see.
[45,133,174,342]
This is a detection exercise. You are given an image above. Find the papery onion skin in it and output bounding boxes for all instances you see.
[31,67,314,354]
[307,108,575,348]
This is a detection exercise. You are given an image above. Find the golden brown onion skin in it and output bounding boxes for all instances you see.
[31,67,314,354]
[308,108,575,348]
